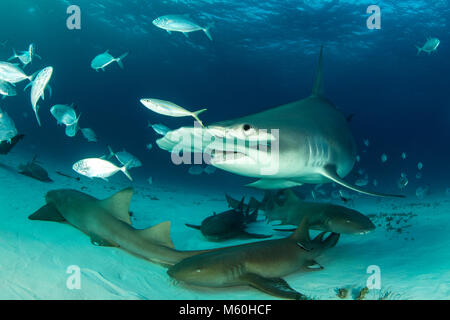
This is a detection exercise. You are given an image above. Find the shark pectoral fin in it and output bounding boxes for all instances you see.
[305,260,323,271]
[321,165,405,198]
[239,231,272,239]
[137,221,175,249]
[185,223,201,230]
[241,273,308,300]
[246,179,302,190]
[90,235,117,247]
[99,188,133,225]
[28,204,66,222]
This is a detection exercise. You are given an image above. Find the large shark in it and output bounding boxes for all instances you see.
[29,188,213,267]
[168,218,340,300]
[157,47,403,198]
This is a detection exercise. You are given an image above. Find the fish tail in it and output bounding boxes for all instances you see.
[416,46,422,55]
[203,23,214,41]
[192,108,207,127]
[34,106,41,127]
[8,48,17,61]
[120,164,133,181]
[116,52,129,69]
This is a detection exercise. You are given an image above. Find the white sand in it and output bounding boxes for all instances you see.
[0,152,449,300]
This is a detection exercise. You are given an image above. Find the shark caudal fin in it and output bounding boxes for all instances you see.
[311,45,324,97]
[116,52,129,69]
[321,164,405,198]
[99,188,133,225]
[136,221,175,249]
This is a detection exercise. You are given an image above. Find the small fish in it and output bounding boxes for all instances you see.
[153,15,213,41]
[373,179,378,187]
[65,122,79,137]
[363,139,369,147]
[72,158,133,181]
[188,166,203,175]
[24,66,53,126]
[401,152,407,160]
[105,146,142,169]
[415,186,428,199]
[416,172,422,179]
[356,155,360,162]
[381,153,388,163]
[397,174,408,190]
[148,176,153,185]
[146,143,153,151]
[148,122,171,136]
[140,98,207,127]
[416,37,440,55]
[91,50,128,71]
[50,104,79,126]
[81,128,97,142]
[0,107,18,143]
[0,61,34,84]
[8,44,40,67]
[19,155,52,182]
[355,176,369,187]
[203,165,216,175]
[0,80,17,98]
[417,162,423,170]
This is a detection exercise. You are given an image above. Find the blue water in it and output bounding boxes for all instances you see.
[0,0,449,300]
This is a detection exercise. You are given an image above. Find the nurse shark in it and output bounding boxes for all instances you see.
[157,47,403,198]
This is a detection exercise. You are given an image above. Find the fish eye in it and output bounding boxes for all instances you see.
[242,124,252,131]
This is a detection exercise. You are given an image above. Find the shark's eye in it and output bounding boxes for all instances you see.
[243,124,251,131]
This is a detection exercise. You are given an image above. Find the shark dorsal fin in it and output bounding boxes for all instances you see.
[99,188,133,225]
[290,217,310,244]
[311,46,324,97]
[137,221,174,248]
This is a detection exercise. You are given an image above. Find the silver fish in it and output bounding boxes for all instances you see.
[153,15,213,41]
[91,50,128,71]
[25,66,53,126]
[0,80,17,98]
[73,158,132,181]
[0,61,33,84]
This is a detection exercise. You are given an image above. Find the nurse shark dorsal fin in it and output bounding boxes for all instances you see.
[320,164,405,198]
[98,188,133,225]
[136,221,175,249]
[311,45,324,97]
[28,203,66,222]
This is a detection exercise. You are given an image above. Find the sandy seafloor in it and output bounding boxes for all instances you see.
[0,151,449,300]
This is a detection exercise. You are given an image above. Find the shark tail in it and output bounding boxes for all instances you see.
[8,49,17,61]
[321,164,405,198]
[191,108,207,127]
[116,52,129,69]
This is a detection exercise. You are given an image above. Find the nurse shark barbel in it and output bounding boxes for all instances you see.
[157,47,404,198]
